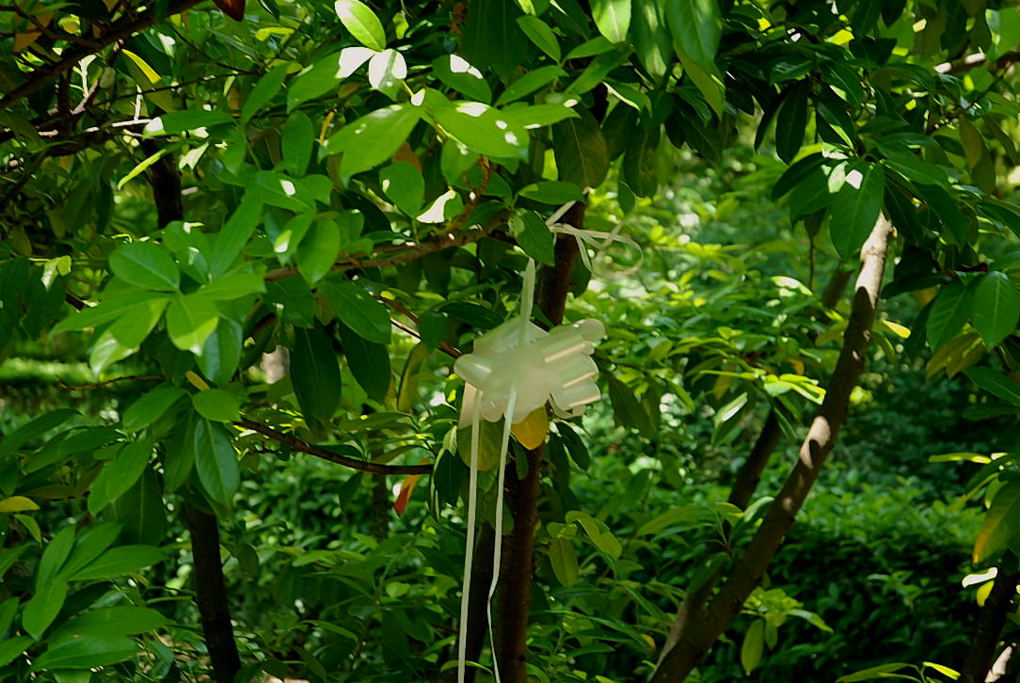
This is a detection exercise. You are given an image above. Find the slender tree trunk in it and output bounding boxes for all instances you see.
[147,144,242,682]
[659,263,854,662]
[960,566,1020,683]
[183,504,243,683]
[494,203,583,681]
[653,216,893,682]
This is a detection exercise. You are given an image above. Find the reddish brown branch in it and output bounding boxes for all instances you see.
[236,418,432,475]
[495,202,583,681]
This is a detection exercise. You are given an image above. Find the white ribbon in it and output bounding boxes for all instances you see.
[454,257,603,682]
[546,201,643,276]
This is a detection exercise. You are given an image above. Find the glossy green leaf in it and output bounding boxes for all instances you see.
[971,272,1020,348]
[432,54,491,102]
[926,280,972,350]
[241,64,289,124]
[592,0,631,43]
[35,524,75,591]
[51,606,168,639]
[965,367,1020,406]
[197,318,244,387]
[325,104,420,176]
[631,0,671,80]
[665,0,721,72]
[0,636,32,668]
[548,537,578,587]
[109,469,167,546]
[88,440,154,515]
[282,111,314,175]
[380,162,425,216]
[338,321,390,402]
[290,326,343,427]
[297,219,341,285]
[166,293,219,353]
[974,479,1020,563]
[509,210,555,266]
[741,620,765,674]
[144,109,232,135]
[774,82,810,163]
[434,101,527,159]
[516,16,560,62]
[192,417,240,506]
[31,636,137,671]
[829,161,884,259]
[22,579,67,639]
[209,197,263,278]
[335,0,386,51]
[553,108,609,189]
[460,0,528,83]
[319,277,391,344]
[192,389,241,422]
[495,66,565,106]
[108,242,179,291]
[518,181,584,204]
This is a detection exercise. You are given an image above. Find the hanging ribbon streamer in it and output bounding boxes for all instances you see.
[546,201,644,276]
[454,258,605,682]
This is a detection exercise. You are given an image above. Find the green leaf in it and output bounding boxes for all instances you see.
[200,271,265,301]
[290,326,343,427]
[518,181,584,204]
[607,374,655,437]
[510,210,555,266]
[57,522,122,580]
[319,278,391,344]
[338,321,390,402]
[965,367,1020,406]
[109,469,167,546]
[325,103,420,176]
[971,272,1020,348]
[829,161,884,259]
[552,108,609,189]
[548,537,578,587]
[774,82,810,163]
[51,606,168,639]
[241,64,289,125]
[380,162,425,216]
[107,298,167,348]
[432,54,492,103]
[631,0,671,80]
[500,103,579,129]
[88,440,154,515]
[287,53,343,112]
[22,580,67,639]
[516,16,560,62]
[741,620,765,675]
[335,0,386,51]
[297,219,341,285]
[975,479,1020,563]
[0,409,77,458]
[592,0,631,43]
[665,0,722,72]
[144,109,232,136]
[398,342,430,409]
[495,66,565,106]
[926,280,972,350]
[622,126,660,198]
[566,510,622,558]
[166,293,219,353]
[209,197,263,278]
[36,524,75,591]
[367,49,407,97]
[31,636,137,671]
[568,49,631,95]
[109,242,179,291]
[197,318,244,387]
[192,389,241,422]
[434,101,527,159]
[0,636,32,668]
[192,418,240,506]
[460,0,528,83]
[282,111,314,175]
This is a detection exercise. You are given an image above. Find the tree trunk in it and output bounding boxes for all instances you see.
[653,215,893,682]
[961,566,1020,683]
[493,202,583,681]
[183,504,242,683]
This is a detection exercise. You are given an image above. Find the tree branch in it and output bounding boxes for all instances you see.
[653,215,893,681]
[0,0,204,112]
[960,566,1020,683]
[237,418,433,475]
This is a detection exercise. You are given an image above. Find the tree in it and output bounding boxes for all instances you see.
[1,0,1019,681]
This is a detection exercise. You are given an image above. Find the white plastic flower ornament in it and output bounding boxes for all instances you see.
[453,258,604,683]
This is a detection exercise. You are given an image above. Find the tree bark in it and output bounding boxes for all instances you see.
[147,141,242,683]
[494,202,583,681]
[652,215,893,682]
[183,504,243,683]
[960,567,1020,683]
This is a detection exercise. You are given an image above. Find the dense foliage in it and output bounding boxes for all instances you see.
[1,0,1019,681]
